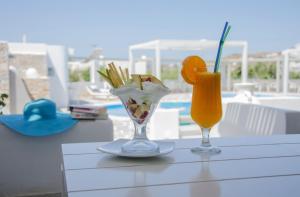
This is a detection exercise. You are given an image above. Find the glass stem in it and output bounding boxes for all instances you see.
[133,123,148,140]
[201,127,211,147]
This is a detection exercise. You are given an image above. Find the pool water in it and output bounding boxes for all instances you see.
[106,101,191,117]
[106,92,272,118]
[159,102,190,116]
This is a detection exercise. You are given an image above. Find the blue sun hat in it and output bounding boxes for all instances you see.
[0,99,78,137]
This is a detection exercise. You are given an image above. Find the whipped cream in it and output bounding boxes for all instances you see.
[110,81,170,124]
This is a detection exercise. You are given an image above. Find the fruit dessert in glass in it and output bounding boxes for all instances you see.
[99,63,170,153]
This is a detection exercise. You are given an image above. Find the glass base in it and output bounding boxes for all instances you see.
[121,139,160,153]
[191,146,221,154]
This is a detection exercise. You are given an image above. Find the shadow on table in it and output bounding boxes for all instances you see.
[190,152,221,197]
[97,155,175,197]
[97,154,175,168]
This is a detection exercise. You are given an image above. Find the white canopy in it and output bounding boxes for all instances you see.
[129,39,248,81]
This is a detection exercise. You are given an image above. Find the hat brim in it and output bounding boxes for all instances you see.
[0,113,78,137]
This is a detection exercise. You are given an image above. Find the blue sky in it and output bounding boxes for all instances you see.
[0,0,299,58]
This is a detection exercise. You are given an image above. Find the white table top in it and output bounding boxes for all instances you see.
[62,135,300,197]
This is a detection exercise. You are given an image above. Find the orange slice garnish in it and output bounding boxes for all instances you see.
[181,56,207,84]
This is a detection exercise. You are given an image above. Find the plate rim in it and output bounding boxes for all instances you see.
[97,139,175,158]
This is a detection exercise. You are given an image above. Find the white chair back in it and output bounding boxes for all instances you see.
[149,108,180,140]
[244,104,284,135]
[219,103,290,136]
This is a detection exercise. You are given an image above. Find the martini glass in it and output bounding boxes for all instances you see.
[111,84,170,154]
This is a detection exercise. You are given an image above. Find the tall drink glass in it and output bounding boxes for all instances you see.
[191,72,222,153]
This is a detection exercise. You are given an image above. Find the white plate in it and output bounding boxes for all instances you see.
[97,139,175,158]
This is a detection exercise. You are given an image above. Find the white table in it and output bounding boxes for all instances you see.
[61,135,300,197]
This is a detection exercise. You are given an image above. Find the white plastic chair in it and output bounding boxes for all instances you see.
[0,119,113,196]
[149,108,180,140]
[109,115,134,139]
[218,102,300,137]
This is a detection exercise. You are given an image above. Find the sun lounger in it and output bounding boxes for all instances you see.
[86,84,116,99]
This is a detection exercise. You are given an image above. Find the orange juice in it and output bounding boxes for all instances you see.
[191,72,222,128]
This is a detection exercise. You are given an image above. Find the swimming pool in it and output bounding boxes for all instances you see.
[106,92,272,117]
[107,101,190,117]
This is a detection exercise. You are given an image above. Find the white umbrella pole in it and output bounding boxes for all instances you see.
[241,42,248,83]
[155,44,161,79]
[283,51,289,95]
[129,48,133,74]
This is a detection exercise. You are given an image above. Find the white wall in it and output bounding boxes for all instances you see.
[47,45,69,108]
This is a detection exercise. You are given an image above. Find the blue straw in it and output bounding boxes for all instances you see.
[223,25,231,41]
[214,22,229,73]
[216,25,231,71]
